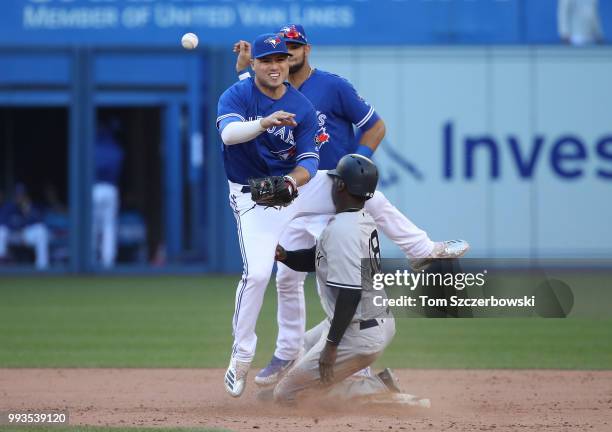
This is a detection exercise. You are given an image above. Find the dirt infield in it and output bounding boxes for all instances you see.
[1,369,611,431]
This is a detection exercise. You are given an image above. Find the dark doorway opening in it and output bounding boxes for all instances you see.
[96,107,162,265]
[0,107,69,267]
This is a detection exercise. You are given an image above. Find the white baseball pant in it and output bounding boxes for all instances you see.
[273,317,395,403]
[228,171,432,363]
[23,223,50,269]
[0,225,9,260]
[1,223,50,269]
[93,182,119,268]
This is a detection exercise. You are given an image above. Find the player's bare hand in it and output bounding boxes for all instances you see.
[275,245,287,262]
[260,111,297,129]
[233,40,252,72]
[319,342,337,385]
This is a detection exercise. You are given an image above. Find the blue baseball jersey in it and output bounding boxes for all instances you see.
[3,202,44,230]
[95,132,124,186]
[297,69,380,169]
[216,78,320,185]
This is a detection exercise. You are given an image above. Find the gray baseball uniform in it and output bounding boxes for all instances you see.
[273,209,395,403]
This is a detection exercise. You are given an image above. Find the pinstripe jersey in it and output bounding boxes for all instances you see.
[216,78,320,185]
[315,209,388,321]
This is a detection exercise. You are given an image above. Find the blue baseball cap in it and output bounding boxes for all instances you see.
[276,24,308,45]
[251,33,292,59]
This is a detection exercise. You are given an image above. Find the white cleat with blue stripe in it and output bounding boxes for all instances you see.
[224,357,251,398]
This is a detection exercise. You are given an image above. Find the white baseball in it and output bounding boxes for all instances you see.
[181,33,199,50]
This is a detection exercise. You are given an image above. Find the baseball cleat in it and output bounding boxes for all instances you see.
[254,355,295,387]
[378,367,402,393]
[432,239,470,258]
[410,239,470,271]
[224,357,250,397]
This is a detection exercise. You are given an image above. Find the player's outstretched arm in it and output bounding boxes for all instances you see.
[220,111,296,146]
[275,244,316,272]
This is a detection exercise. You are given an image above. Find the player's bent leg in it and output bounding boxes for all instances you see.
[225,185,294,397]
[273,319,394,404]
[255,219,316,387]
[273,342,381,405]
[365,190,435,258]
[275,262,308,360]
[275,218,314,358]
[227,229,276,396]
[255,262,307,387]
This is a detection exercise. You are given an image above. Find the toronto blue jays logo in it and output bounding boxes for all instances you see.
[279,25,301,40]
[315,127,330,150]
[265,36,282,48]
[271,144,297,161]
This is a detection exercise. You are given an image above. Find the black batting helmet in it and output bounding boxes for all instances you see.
[327,154,378,199]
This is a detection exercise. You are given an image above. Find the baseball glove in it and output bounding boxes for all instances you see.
[248,175,298,207]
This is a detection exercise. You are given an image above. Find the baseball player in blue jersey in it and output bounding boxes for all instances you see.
[93,123,124,268]
[218,33,330,398]
[233,25,469,387]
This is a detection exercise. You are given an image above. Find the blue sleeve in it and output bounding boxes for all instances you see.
[294,105,320,167]
[297,157,318,179]
[216,84,247,133]
[336,77,380,131]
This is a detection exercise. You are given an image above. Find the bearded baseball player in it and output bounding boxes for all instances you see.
[218,32,466,398]
[233,24,469,387]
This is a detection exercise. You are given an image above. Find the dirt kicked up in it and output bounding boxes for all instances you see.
[1,369,611,432]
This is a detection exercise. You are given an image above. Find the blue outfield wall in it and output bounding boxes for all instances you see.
[311,46,612,259]
[0,0,611,47]
[1,46,612,272]
[1,1,611,273]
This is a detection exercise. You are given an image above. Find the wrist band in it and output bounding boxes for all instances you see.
[326,337,339,345]
[355,144,374,158]
[238,69,251,81]
[284,175,298,193]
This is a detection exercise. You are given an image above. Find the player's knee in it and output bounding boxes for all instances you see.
[246,266,272,288]
[276,264,306,291]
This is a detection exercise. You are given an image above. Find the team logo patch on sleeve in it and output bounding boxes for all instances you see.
[315,127,330,150]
